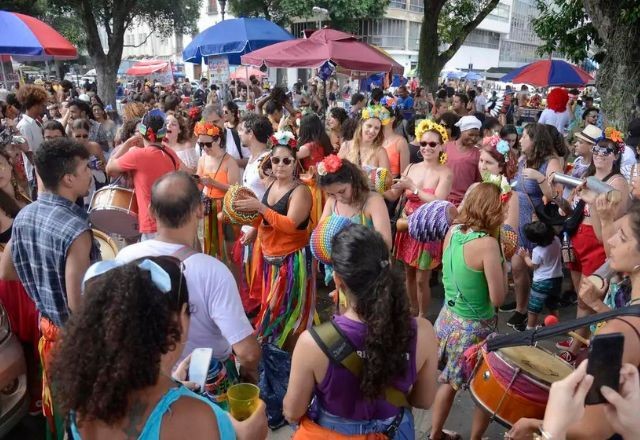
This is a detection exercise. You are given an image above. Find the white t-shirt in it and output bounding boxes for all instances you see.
[241,150,269,235]
[225,128,250,161]
[532,237,563,281]
[620,145,636,182]
[537,109,571,135]
[115,240,254,362]
[475,95,487,112]
[17,114,43,182]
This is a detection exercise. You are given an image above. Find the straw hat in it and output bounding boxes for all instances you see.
[575,124,602,145]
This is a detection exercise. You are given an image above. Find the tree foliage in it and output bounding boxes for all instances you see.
[417,0,500,91]
[228,0,389,32]
[531,0,640,129]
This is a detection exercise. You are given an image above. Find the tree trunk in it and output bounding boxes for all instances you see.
[417,2,442,92]
[95,59,119,108]
[584,0,640,131]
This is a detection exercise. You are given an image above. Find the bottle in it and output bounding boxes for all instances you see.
[561,231,575,263]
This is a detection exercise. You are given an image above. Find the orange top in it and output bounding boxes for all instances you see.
[198,158,229,199]
[384,138,401,176]
[258,208,310,257]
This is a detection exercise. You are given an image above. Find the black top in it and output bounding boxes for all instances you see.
[0,225,12,244]
[262,183,309,230]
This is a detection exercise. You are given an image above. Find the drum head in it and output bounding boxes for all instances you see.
[90,210,139,238]
[92,229,118,260]
[499,346,573,384]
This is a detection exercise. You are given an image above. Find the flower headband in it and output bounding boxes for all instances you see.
[193,121,221,137]
[82,259,171,294]
[415,119,449,143]
[361,105,391,126]
[317,154,343,176]
[269,130,297,149]
[595,127,624,152]
[482,172,512,203]
[482,135,511,161]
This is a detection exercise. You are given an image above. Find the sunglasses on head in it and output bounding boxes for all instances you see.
[592,146,615,157]
[271,157,294,165]
[419,141,439,148]
[74,134,89,139]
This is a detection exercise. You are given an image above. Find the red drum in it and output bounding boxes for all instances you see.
[89,186,139,238]
[469,345,573,427]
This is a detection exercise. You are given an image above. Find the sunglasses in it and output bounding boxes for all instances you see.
[74,134,89,139]
[419,141,439,148]
[592,146,615,157]
[271,157,294,165]
[198,137,220,149]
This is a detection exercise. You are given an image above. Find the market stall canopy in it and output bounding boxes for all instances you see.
[500,59,593,87]
[183,18,294,65]
[229,66,266,81]
[126,60,170,76]
[0,10,77,59]
[241,28,404,75]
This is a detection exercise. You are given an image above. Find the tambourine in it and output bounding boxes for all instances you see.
[222,184,260,225]
[500,224,519,260]
[310,215,352,265]
[408,200,456,243]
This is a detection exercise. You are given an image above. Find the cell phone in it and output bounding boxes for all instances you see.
[585,332,624,405]
[188,347,213,391]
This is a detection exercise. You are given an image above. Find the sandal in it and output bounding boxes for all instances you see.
[429,429,462,440]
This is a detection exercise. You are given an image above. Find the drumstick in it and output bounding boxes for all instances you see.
[544,315,590,346]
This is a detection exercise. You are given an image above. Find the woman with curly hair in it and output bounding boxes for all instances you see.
[195,121,240,265]
[50,256,266,439]
[166,114,198,174]
[284,225,438,437]
[234,136,313,350]
[338,105,391,172]
[429,183,506,440]
[327,107,348,152]
[386,120,453,316]
[317,155,392,249]
[506,122,564,331]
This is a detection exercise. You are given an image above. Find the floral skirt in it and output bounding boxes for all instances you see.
[434,306,496,390]
[393,231,442,270]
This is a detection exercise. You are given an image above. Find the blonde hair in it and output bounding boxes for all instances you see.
[347,118,385,166]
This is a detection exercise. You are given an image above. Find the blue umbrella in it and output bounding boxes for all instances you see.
[463,71,483,81]
[446,71,463,80]
[183,18,294,65]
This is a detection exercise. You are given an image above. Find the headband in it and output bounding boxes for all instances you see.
[269,130,297,149]
[82,259,171,294]
[317,154,343,176]
[415,119,449,143]
[482,172,512,203]
[361,105,391,126]
[193,121,221,137]
[482,135,510,161]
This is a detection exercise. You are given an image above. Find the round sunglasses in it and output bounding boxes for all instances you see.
[271,157,294,165]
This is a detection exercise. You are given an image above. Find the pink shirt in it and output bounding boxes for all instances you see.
[443,141,481,206]
[116,146,179,233]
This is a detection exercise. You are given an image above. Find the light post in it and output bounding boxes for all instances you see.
[219,0,227,21]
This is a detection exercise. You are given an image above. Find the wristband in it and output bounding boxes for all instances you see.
[538,177,547,184]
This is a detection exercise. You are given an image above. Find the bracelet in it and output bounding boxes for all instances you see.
[537,426,554,440]
[537,177,547,184]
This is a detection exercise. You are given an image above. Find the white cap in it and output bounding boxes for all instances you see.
[78,93,90,103]
[455,115,482,132]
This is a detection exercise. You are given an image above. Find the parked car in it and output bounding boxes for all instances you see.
[0,302,28,437]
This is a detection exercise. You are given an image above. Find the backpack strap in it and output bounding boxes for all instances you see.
[170,245,198,262]
[230,128,243,159]
[308,320,410,408]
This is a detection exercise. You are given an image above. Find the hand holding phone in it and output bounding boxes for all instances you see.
[188,347,213,391]
[585,333,624,405]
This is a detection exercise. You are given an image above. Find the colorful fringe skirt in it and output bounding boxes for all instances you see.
[203,197,237,264]
[255,247,316,349]
[232,229,262,317]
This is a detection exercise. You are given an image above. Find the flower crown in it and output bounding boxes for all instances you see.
[482,172,512,203]
[188,106,201,120]
[317,154,343,176]
[482,135,511,161]
[361,105,391,126]
[193,121,221,137]
[415,119,449,143]
[594,126,624,150]
[269,130,297,149]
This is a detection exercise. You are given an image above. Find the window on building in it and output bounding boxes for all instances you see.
[488,3,511,22]
[409,0,424,13]
[463,29,500,49]
[290,21,327,39]
[207,0,218,15]
[358,19,406,50]
[408,22,421,51]
[389,0,407,9]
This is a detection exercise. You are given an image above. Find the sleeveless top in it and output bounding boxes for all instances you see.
[262,183,310,230]
[315,314,418,420]
[301,141,326,171]
[514,159,549,209]
[331,199,373,228]
[384,138,402,177]
[198,155,230,199]
[243,151,270,201]
[175,147,199,171]
[442,225,495,320]
[70,386,236,440]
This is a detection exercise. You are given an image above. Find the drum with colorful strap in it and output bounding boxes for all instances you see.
[223,184,260,225]
[469,345,573,427]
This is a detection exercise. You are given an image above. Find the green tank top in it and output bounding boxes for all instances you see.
[442,225,495,320]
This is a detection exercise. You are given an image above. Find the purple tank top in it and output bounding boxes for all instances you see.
[315,315,418,420]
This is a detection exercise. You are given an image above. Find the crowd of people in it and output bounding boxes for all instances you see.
[0,74,640,440]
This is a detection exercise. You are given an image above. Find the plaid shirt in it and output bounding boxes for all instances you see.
[12,193,99,327]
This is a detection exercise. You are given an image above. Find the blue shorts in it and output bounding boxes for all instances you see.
[528,277,563,314]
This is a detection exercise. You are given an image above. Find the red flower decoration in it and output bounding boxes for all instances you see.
[323,154,343,173]
[500,192,512,204]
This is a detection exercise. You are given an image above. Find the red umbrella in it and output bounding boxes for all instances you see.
[126,60,171,76]
[230,66,265,81]
[240,28,403,75]
[500,59,593,87]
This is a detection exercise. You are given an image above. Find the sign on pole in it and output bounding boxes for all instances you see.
[208,55,230,85]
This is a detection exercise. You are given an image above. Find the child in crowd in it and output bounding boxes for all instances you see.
[518,221,563,329]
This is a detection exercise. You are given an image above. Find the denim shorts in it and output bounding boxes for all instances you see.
[315,406,414,439]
